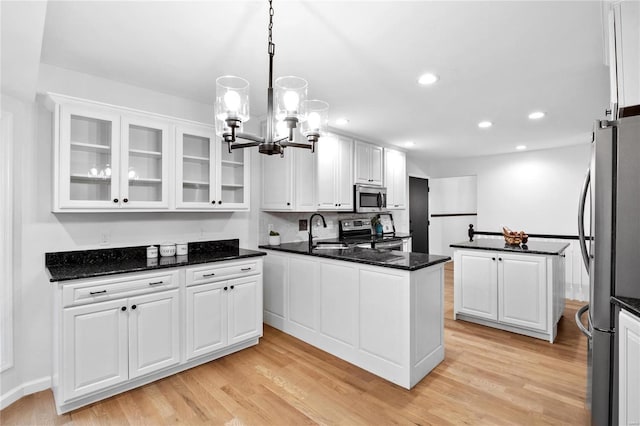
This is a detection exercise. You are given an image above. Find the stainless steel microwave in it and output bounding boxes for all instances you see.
[354,184,387,213]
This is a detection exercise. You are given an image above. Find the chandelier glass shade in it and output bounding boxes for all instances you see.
[214,0,328,156]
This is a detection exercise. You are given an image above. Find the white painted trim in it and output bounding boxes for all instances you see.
[0,376,51,410]
[0,111,14,373]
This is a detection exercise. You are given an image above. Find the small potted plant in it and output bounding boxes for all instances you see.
[371,216,383,236]
[268,230,281,246]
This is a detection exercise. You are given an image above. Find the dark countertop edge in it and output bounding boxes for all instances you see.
[449,242,569,256]
[48,251,267,283]
[259,245,451,271]
[611,296,640,318]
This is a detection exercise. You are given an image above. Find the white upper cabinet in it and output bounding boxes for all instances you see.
[354,141,383,186]
[48,94,249,212]
[384,148,407,209]
[608,1,640,112]
[317,134,353,211]
[261,147,316,211]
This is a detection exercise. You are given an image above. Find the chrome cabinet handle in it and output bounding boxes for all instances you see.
[148,281,164,286]
[89,289,107,295]
[241,267,252,271]
[203,272,216,277]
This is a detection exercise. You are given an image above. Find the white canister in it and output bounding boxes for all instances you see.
[146,246,158,258]
[176,242,188,256]
[159,242,176,257]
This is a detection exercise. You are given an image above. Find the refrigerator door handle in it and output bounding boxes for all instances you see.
[578,168,591,273]
[575,303,592,338]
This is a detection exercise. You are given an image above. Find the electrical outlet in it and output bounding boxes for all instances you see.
[299,219,308,231]
[100,232,110,246]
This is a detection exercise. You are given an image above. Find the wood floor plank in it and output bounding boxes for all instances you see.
[1,264,589,425]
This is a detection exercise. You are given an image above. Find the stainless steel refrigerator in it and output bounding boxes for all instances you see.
[576,106,640,426]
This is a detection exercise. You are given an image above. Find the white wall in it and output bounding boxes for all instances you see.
[0,65,261,408]
[408,144,591,300]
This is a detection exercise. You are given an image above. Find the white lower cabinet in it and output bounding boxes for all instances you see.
[186,275,261,360]
[53,259,263,414]
[453,249,564,342]
[619,309,640,426]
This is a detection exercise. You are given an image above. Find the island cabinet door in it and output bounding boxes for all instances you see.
[498,254,547,331]
[455,251,498,320]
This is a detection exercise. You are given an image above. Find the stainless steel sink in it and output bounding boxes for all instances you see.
[312,242,349,250]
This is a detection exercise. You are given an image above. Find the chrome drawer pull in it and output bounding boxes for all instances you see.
[89,290,107,295]
[148,281,164,286]
[241,267,252,271]
[203,272,216,277]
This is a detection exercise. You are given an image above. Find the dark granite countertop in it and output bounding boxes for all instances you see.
[450,239,569,256]
[259,241,450,271]
[46,239,266,282]
[611,296,640,318]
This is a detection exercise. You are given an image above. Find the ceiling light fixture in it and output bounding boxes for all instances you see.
[478,121,492,128]
[418,73,439,85]
[336,118,349,126]
[516,145,527,150]
[214,0,328,156]
[528,111,545,120]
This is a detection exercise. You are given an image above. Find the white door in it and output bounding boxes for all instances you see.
[293,148,317,211]
[354,141,371,184]
[498,254,547,331]
[128,289,180,379]
[175,125,217,209]
[62,299,128,400]
[58,104,121,209]
[369,144,383,186]
[227,276,262,345]
[120,115,170,209]
[316,135,338,210]
[619,310,640,426]
[261,153,294,210]
[336,137,354,211]
[455,251,498,320]
[185,281,228,360]
[319,262,358,347]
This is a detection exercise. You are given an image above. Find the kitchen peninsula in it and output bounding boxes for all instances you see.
[260,242,450,389]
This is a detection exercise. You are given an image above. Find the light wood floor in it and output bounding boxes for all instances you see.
[1,263,589,425]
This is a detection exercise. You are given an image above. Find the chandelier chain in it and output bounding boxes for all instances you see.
[268,0,274,53]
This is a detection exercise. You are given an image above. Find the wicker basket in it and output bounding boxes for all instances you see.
[502,227,528,246]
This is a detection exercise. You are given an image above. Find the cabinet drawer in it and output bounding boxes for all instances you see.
[186,260,260,286]
[62,271,179,307]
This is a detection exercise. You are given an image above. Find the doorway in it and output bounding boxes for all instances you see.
[409,176,429,253]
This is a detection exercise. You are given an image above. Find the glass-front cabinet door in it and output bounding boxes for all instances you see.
[175,125,217,209]
[121,115,170,209]
[58,104,121,209]
[218,142,249,209]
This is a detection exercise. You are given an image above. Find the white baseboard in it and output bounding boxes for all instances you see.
[0,376,51,410]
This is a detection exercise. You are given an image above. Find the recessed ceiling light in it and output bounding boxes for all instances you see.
[516,145,527,150]
[528,111,545,120]
[418,73,439,85]
[478,121,492,128]
[404,141,415,147]
[336,118,349,126]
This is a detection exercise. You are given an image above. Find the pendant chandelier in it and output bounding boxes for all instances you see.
[214,0,329,156]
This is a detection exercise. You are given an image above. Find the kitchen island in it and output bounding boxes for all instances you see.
[450,238,568,342]
[259,241,450,389]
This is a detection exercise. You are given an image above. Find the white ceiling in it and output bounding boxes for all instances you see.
[40,0,610,160]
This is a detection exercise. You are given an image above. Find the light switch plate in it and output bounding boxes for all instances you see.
[299,219,308,231]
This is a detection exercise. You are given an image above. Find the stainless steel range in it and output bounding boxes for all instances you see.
[339,219,404,251]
